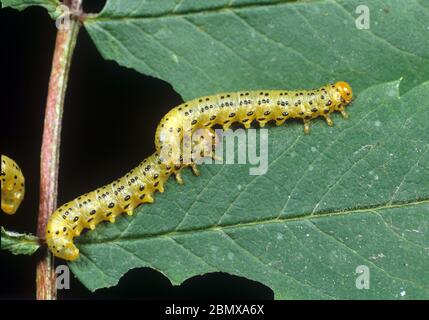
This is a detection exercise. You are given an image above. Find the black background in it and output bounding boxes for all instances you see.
[0,1,274,299]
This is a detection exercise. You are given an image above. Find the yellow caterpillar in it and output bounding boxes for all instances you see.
[1,155,25,215]
[46,81,353,260]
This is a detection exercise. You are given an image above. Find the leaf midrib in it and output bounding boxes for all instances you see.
[78,198,429,245]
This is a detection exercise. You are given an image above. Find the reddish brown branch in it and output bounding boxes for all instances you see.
[36,1,82,300]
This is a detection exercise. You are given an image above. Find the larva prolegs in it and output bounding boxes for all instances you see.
[174,170,184,185]
[340,109,349,119]
[324,115,334,127]
[303,119,311,135]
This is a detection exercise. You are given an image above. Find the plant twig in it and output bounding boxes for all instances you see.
[36,0,82,300]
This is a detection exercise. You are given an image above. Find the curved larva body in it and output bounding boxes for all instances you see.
[47,82,353,260]
[1,155,25,215]
[46,153,173,260]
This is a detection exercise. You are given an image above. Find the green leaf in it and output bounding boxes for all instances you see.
[0,0,61,18]
[68,0,429,298]
[1,227,40,256]
[83,0,429,99]
[70,80,429,298]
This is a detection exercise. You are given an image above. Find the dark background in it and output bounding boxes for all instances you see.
[0,1,273,299]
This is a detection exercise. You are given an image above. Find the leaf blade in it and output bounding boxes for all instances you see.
[70,80,429,298]
[1,227,41,256]
[0,0,61,18]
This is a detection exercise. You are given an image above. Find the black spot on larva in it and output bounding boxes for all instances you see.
[282,112,289,116]
[124,204,130,210]
[73,217,79,222]
[177,128,181,132]
[191,120,197,125]
[55,231,59,235]
[106,212,112,217]
[223,120,230,124]
[139,185,145,191]
[323,109,329,114]
[185,112,189,116]
[108,202,115,208]
[299,112,305,116]
[277,117,284,121]
[242,118,249,122]
[321,95,325,99]
[154,181,159,187]
[311,108,318,112]
[139,194,145,200]
[90,210,96,215]
[87,218,94,223]
[63,227,67,232]
[210,115,216,120]
[124,195,131,201]
[154,174,159,179]
[247,111,254,116]
[264,111,270,116]
[229,113,236,118]
[305,115,312,120]
[258,118,266,121]
[326,100,332,106]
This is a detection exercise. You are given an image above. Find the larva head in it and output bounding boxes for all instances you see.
[1,192,24,215]
[46,219,80,261]
[334,81,353,104]
[47,236,79,261]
